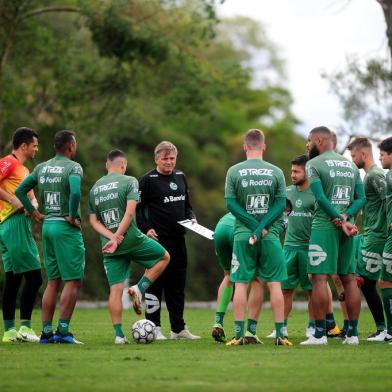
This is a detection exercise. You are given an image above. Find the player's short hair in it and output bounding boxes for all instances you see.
[107,149,126,161]
[309,126,332,138]
[291,154,308,166]
[54,130,75,153]
[378,137,392,153]
[244,129,265,149]
[347,137,372,151]
[12,127,38,149]
[154,141,177,158]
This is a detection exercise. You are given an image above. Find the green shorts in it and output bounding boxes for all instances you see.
[308,229,356,275]
[0,213,40,273]
[42,220,85,281]
[214,223,234,271]
[231,232,287,284]
[281,247,312,291]
[381,234,392,282]
[356,239,384,280]
[103,233,166,286]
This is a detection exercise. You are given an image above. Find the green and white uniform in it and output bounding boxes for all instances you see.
[382,170,392,282]
[282,186,314,291]
[17,156,85,280]
[88,172,166,286]
[357,164,387,280]
[306,150,362,275]
[225,158,287,283]
[214,213,235,271]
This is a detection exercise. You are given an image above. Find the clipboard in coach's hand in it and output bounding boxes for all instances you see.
[177,219,214,240]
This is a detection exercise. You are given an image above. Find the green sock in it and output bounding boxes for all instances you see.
[43,321,53,335]
[137,276,153,295]
[308,320,315,328]
[381,288,392,334]
[314,319,326,338]
[326,313,336,329]
[275,322,285,338]
[4,320,15,331]
[247,319,257,335]
[347,320,358,337]
[343,319,349,331]
[58,319,70,335]
[113,324,125,338]
[20,320,31,328]
[376,321,386,331]
[234,320,244,339]
[217,286,233,313]
[283,319,288,327]
[215,312,225,326]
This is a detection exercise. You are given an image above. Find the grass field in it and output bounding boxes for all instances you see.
[1,307,391,392]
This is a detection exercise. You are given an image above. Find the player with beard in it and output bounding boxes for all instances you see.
[378,136,392,343]
[348,137,388,341]
[300,126,365,345]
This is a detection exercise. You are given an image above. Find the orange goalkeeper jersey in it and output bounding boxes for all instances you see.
[0,154,29,223]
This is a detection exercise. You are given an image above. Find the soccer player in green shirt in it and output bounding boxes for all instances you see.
[224,129,291,346]
[88,150,169,344]
[348,137,388,341]
[378,136,392,343]
[300,126,366,345]
[16,130,85,344]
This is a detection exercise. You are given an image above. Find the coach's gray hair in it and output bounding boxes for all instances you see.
[154,141,178,158]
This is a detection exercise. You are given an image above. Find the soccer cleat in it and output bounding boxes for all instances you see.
[171,326,200,340]
[211,323,226,343]
[266,330,276,338]
[243,331,263,344]
[327,325,341,338]
[2,329,20,343]
[114,336,129,345]
[343,336,359,345]
[128,285,143,315]
[384,333,392,342]
[40,332,55,344]
[300,335,328,345]
[275,337,293,346]
[367,330,388,342]
[18,326,40,342]
[338,329,347,339]
[225,337,245,346]
[155,326,167,340]
[53,331,84,344]
[305,327,315,338]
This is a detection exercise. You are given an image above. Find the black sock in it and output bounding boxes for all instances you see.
[20,269,42,320]
[2,271,23,321]
[360,277,385,330]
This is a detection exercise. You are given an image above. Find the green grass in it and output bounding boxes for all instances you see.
[0,308,391,392]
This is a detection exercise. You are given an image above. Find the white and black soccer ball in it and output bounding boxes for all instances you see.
[131,319,156,344]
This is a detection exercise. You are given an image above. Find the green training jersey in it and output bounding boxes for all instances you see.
[284,185,315,248]
[30,155,83,218]
[306,150,361,230]
[225,158,286,238]
[362,164,387,243]
[88,172,145,256]
[386,169,392,230]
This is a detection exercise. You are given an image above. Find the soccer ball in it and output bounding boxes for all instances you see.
[131,319,156,344]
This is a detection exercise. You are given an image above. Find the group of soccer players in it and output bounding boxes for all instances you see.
[212,127,392,346]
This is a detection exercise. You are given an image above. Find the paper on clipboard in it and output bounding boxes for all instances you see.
[178,219,214,240]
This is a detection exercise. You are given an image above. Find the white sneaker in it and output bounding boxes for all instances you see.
[300,335,328,345]
[155,327,167,340]
[128,285,143,315]
[18,326,40,342]
[114,336,129,345]
[367,330,387,342]
[170,326,200,340]
[343,336,359,345]
[384,333,392,342]
[266,330,276,338]
[305,327,315,338]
